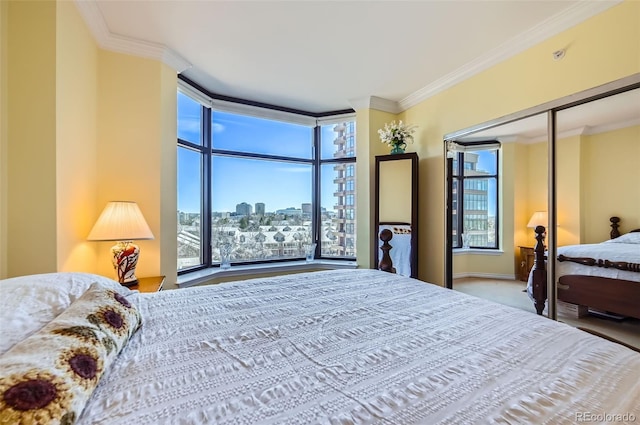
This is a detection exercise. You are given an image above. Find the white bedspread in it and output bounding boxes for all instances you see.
[527,238,640,300]
[79,269,640,425]
[556,239,640,282]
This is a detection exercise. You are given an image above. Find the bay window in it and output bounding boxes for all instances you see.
[177,81,356,273]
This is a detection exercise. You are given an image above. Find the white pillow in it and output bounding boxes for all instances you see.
[0,282,141,424]
[603,232,640,245]
[0,272,131,355]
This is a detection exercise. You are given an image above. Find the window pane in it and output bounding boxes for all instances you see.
[212,111,313,158]
[211,156,312,263]
[463,150,497,176]
[452,179,459,248]
[321,121,356,159]
[463,178,497,248]
[177,92,202,145]
[177,147,202,270]
[321,163,357,258]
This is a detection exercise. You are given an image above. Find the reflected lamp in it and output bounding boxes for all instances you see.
[88,201,154,286]
[527,211,548,230]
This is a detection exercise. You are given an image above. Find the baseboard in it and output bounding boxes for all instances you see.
[453,272,517,280]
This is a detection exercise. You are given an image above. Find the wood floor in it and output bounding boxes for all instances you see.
[454,277,640,350]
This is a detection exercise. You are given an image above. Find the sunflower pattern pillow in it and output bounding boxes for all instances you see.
[0,282,141,424]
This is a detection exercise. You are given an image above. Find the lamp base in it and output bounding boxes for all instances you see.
[111,241,140,285]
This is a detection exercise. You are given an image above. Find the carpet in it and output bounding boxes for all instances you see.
[454,277,640,350]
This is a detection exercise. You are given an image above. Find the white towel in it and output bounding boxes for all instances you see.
[378,224,412,277]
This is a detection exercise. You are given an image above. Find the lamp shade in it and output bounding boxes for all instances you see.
[527,211,548,229]
[87,201,154,241]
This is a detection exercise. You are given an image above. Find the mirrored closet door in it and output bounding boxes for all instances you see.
[444,75,639,349]
[549,88,640,344]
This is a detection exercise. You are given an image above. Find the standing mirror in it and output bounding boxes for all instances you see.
[374,153,418,278]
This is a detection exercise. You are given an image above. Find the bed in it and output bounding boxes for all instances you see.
[529,217,640,319]
[1,269,640,424]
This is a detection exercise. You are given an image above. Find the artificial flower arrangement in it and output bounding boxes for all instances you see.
[378,120,417,153]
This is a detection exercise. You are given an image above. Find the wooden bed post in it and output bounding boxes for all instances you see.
[532,225,547,315]
[610,216,621,239]
[379,229,396,274]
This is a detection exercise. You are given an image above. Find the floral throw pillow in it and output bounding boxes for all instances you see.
[0,282,141,424]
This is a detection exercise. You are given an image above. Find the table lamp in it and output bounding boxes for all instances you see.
[88,201,154,286]
[527,211,548,231]
[527,210,548,247]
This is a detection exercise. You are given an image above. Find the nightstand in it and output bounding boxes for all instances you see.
[518,247,534,282]
[128,275,165,293]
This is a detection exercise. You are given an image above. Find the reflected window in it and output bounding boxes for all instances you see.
[451,145,499,249]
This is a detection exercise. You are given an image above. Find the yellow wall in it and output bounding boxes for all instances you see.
[355,108,396,270]
[522,125,639,248]
[581,125,640,242]
[513,143,531,259]
[55,1,100,273]
[6,0,58,276]
[0,0,8,278]
[159,65,178,287]
[557,135,582,246]
[1,1,176,285]
[378,159,412,223]
[96,51,176,284]
[521,135,582,249]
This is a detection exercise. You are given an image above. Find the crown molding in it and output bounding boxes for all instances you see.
[584,116,640,136]
[518,116,640,144]
[398,0,622,112]
[74,0,191,73]
[348,96,401,114]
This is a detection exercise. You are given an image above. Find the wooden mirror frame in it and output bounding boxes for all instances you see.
[373,152,419,278]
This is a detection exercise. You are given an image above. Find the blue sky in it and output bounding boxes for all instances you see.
[177,93,344,213]
[470,150,498,217]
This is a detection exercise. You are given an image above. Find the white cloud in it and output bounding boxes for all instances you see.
[179,118,201,134]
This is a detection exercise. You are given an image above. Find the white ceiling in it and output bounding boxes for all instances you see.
[78,0,621,114]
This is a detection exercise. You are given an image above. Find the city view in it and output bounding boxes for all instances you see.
[177,95,356,270]
[178,201,342,270]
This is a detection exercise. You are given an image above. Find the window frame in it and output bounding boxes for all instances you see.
[177,79,356,275]
[451,143,500,250]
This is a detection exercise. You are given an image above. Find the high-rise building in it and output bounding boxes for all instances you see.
[332,122,356,257]
[255,202,265,216]
[236,202,253,216]
[301,203,312,216]
[451,152,490,247]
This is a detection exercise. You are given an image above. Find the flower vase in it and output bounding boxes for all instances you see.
[390,143,406,154]
[219,243,232,269]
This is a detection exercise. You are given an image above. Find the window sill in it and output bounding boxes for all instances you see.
[177,260,358,289]
[453,248,504,256]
